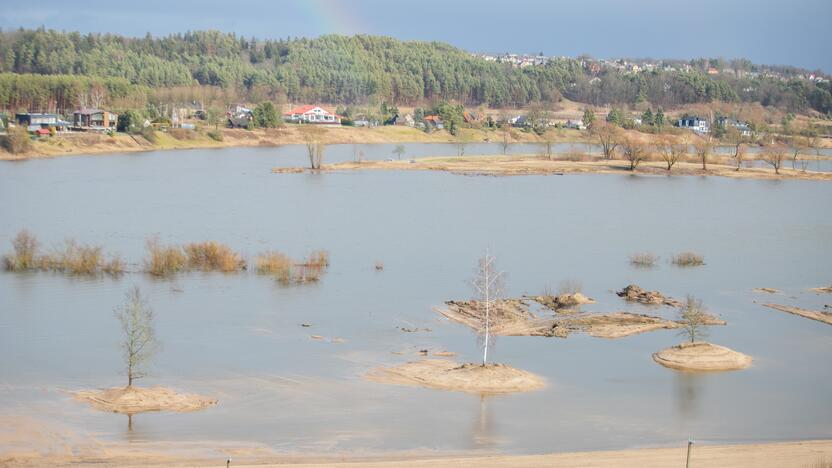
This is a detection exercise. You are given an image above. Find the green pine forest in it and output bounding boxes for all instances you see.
[0,28,830,115]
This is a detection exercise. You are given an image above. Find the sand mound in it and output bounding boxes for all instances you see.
[753,287,780,294]
[531,293,595,310]
[366,359,545,394]
[652,342,752,371]
[74,386,217,414]
[616,284,682,307]
[809,285,832,294]
[763,303,832,326]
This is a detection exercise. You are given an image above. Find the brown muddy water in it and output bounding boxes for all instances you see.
[1,145,831,456]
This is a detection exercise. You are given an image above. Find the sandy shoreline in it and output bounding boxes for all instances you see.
[3,440,830,467]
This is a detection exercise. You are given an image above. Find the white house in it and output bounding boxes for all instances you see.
[677,116,709,134]
[283,105,342,124]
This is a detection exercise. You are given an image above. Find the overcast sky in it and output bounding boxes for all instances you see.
[1,0,829,72]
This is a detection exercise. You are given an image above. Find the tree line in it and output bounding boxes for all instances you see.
[0,28,830,115]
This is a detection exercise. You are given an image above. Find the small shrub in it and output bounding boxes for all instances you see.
[630,252,658,267]
[101,254,125,275]
[1,126,32,154]
[304,250,330,268]
[145,238,187,276]
[672,252,705,267]
[256,251,294,284]
[183,241,245,272]
[207,130,223,142]
[3,229,40,271]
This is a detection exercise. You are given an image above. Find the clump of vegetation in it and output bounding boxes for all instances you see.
[672,252,705,267]
[3,229,39,271]
[144,238,187,276]
[4,230,122,275]
[678,295,709,343]
[206,130,223,142]
[374,260,384,271]
[255,249,330,285]
[183,241,245,272]
[140,126,158,144]
[256,251,294,283]
[630,252,658,267]
[0,126,31,154]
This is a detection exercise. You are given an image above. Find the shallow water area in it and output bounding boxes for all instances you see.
[1,145,831,457]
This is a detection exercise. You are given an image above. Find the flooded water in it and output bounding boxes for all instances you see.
[1,146,831,456]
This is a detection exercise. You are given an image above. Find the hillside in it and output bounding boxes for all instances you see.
[0,28,830,115]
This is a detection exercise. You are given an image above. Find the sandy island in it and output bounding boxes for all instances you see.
[763,303,832,326]
[74,386,217,414]
[809,284,832,294]
[279,155,832,181]
[366,359,545,394]
[652,342,752,371]
[438,297,724,339]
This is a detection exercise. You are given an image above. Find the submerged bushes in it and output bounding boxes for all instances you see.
[630,252,659,267]
[145,238,187,276]
[3,230,123,275]
[145,238,245,275]
[256,249,330,285]
[672,252,705,267]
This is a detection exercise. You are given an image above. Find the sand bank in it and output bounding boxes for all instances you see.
[763,303,832,326]
[616,284,682,307]
[529,292,595,310]
[302,156,832,181]
[438,299,724,339]
[652,342,752,371]
[74,385,217,414]
[809,284,832,294]
[366,359,545,394]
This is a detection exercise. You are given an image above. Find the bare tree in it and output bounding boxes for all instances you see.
[789,136,806,170]
[471,251,505,366]
[540,128,557,160]
[89,84,107,109]
[499,122,511,155]
[302,127,325,169]
[115,286,159,387]
[455,133,468,157]
[591,122,620,160]
[621,138,647,170]
[724,127,746,171]
[762,143,788,174]
[677,295,709,344]
[692,136,712,170]
[659,135,686,171]
[393,144,406,160]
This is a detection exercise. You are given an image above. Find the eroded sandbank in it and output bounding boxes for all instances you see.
[366,359,545,394]
[652,342,752,371]
[74,386,217,414]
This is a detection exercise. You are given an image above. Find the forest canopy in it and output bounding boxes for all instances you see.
[0,28,829,115]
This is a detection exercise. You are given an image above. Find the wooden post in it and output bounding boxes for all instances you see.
[686,437,694,468]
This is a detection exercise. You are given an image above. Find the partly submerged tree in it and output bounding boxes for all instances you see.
[471,251,505,366]
[393,144,406,160]
[678,295,709,344]
[301,126,326,169]
[115,286,159,387]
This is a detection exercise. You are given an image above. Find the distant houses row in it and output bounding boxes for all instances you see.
[11,109,119,133]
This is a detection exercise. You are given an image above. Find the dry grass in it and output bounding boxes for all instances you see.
[256,251,294,284]
[145,238,187,276]
[169,128,196,141]
[256,250,330,285]
[183,241,245,272]
[4,231,122,275]
[3,229,39,271]
[630,252,659,267]
[558,279,583,295]
[672,251,705,267]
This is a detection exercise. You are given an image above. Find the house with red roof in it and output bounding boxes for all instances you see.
[283,105,342,125]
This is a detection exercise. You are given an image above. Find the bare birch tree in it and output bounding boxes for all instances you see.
[115,286,158,387]
[677,295,709,344]
[302,127,325,169]
[471,251,505,366]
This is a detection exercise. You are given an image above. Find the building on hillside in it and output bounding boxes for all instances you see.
[717,117,752,137]
[283,105,342,124]
[227,106,253,128]
[677,116,709,134]
[566,119,586,130]
[15,113,70,132]
[72,108,118,130]
[424,115,444,130]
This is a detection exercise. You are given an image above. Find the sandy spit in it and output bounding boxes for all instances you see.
[74,385,217,414]
[365,359,545,394]
[763,303,832,326]
[652,342,752,371]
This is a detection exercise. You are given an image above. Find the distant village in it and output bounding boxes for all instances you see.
[471,53,829,84]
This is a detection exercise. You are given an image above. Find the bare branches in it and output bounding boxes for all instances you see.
[591,122,620,160]
[621,138,646,170]
[301,126,326,169]
[692,136,712,170]
[115,286,159,387]
[659,136,686,171]
[762,143,788,174]
[677,295,709,344]
[471,251,505,366]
